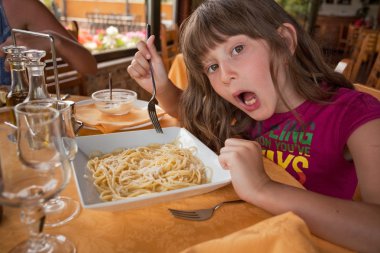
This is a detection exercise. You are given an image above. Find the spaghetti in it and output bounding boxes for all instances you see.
[87,141,210,201]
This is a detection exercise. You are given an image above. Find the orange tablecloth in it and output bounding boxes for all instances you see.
[0,96,354,253]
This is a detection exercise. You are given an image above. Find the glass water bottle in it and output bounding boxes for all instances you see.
[2,45,29,106]
[23,49,51,102]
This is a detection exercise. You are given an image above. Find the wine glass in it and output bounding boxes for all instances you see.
[21,100,81,228]
[0,105,75,252]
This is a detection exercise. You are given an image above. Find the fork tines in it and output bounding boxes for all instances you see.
[147,99,163,133]
[168,209,208,221]
[168,200,244,221]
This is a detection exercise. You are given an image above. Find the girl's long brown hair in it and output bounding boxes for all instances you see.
[179,0,353,152]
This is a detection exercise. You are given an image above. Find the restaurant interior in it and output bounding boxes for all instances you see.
[1,0,380,253]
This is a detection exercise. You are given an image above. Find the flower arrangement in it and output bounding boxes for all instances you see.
[79,26,146,53]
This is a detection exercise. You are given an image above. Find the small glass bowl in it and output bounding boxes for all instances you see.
[91,89,137,115]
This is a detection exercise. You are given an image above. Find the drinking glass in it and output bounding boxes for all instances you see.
[0,105,75,252]
[22,100,81,228]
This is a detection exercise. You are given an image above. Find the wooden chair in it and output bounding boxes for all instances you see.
[354,83,380,100]
[336,29,379,83]
[350,31,379,83]
[160,24,179,72]
[334,58,353,80]
[335,56,380,91]
[342,24,360,57]
[366,52,380,89]
[348,28,374,60]
[44,56,86,96]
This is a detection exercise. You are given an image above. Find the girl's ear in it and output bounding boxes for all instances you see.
[277,23,297,54]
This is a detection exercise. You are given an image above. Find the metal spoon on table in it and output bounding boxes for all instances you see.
[109,73,112,100]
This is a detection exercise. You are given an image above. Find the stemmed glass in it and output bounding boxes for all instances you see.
[0,105,75,252]
[22,100,81,228]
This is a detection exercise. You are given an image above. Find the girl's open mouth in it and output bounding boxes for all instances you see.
[235,91,260,112]
[240,92,257,105]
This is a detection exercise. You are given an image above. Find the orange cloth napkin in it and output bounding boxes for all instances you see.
[168,53,188,90]
[181,212,319,253]
[75,102,166,133]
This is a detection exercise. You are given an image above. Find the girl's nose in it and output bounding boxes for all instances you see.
[220,63,236,84]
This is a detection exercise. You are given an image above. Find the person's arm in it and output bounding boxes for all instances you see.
[127,35,182,118]
[0,0,97,76]
[219,119,380,253]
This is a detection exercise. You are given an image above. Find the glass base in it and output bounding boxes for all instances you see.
[44,196,81,228]
[10,234,76,253]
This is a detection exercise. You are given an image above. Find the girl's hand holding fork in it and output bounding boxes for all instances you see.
[127,35,183,118]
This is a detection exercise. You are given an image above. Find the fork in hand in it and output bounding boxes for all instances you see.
[146,24,163,133]
[168,199,244,221]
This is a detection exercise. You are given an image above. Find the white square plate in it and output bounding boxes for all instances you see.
[73,127,231,211]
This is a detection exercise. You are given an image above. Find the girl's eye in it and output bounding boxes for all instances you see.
[207,64,218,73]
[232,45,244,55]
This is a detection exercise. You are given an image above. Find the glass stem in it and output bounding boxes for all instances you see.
[20,204,50,252]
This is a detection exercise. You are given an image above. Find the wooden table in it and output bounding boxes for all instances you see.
[0,97,354,253]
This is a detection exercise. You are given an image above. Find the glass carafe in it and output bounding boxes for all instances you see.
[21,100,82,228]
[23,49,51,102]
[2,45,29,107]
[0,105,76,253]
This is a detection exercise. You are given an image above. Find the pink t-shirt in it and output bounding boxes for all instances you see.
[249,88,380,199]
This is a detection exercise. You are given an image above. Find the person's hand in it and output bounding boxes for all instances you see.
[219,138,271,202]
[127,35,170,95]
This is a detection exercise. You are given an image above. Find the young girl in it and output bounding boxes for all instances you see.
[127,0,380,252]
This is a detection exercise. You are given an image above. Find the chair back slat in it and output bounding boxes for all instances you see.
[354,83,380,100]
[44,55,85,96]
[160,24,179,72]
[343,24,361,56]
[366,52,380,89]
[349,31,379,82]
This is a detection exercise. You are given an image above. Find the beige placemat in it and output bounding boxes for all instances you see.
[75,102,166,133]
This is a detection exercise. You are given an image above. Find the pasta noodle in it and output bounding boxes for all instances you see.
[87,141,210,201]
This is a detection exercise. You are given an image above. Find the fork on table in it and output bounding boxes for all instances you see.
[146,24,163,134]
[168,199,244,221]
